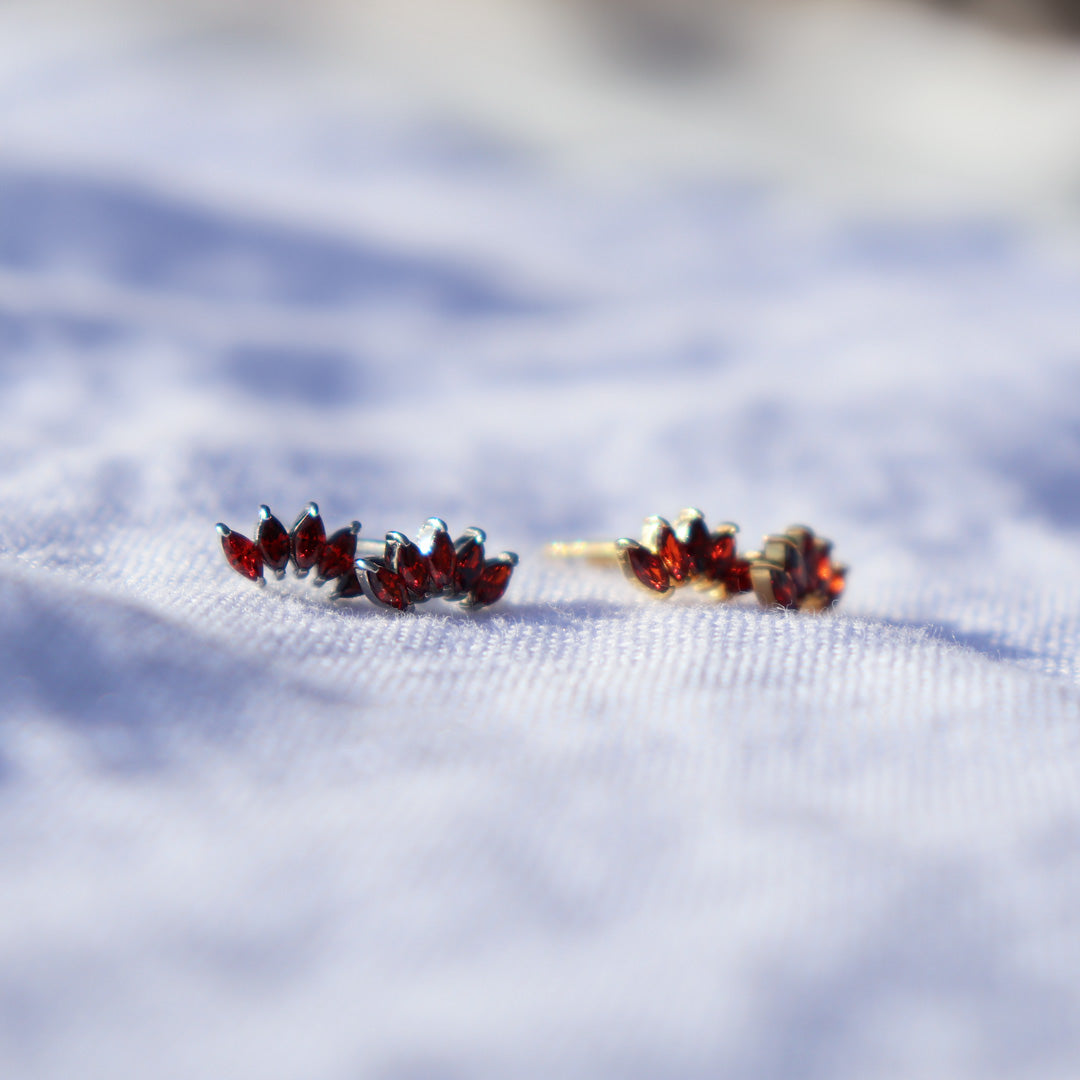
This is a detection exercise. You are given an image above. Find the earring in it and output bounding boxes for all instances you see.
[217,503,517,612]
[547,509,845,610]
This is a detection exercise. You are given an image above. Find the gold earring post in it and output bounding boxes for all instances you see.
[544,540,621,565]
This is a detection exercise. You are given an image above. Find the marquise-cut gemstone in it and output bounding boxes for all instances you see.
[823,563,846,601]
[256,506,290,574]
[674,511,710,575]
[420,521,456,592]
[217,525,264,582]
[387,534,429,600]
[364,562,410,611]
[291,503,326,573]
[619,540,671,593]
[333,570,364,599]
[318,525,358,581]
[751,563,796,608]
[471,560,513,606]
[644,518,691,583]
[453,532,486,595]
[805,540,832,592]
[723,556,752,594]
[771,570,796,608]
[704,532,736,580]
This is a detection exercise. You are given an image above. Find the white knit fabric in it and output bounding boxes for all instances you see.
[2,5,1080,1078]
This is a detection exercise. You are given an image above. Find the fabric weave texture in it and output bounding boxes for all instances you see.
[2,7,1080,1079]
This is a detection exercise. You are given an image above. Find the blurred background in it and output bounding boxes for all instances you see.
[4,2,1080,1078]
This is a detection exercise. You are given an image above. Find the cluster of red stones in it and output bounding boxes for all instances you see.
[216,503,517,612]
[748,525,847,611]
[616,510,846,610]
[616,510,750,598]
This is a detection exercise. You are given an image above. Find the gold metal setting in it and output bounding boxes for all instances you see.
[548,511,847,611]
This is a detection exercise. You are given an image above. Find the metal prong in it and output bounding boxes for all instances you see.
[215,523,231,537]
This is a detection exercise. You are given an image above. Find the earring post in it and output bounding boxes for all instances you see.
[545,540,621,564]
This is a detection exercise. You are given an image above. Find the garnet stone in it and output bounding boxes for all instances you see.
[217,524,264,583]
[256,506,290,576]
[453,529,486,595]
[419,518,456,593]
[751,563,797,608]
[643,516,692,583]
[333,569,364,599]
[617,539,671,593]
[317,523,359,582]
[290,502,326,575]
[674,509,710,575]
[386,532,430,601]
[470,557,514,606]
[703,529,736,581]
[723,556,752,595]
[361,561,411,611]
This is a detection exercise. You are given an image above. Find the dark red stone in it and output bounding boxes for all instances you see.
[771,570,796,609]
[674,511,711,576]
[217,524,263,583]
[333,569,364,599]
[644,517,692,584]
[805,539,832,592]
[822,562,846,601]
[387,533,430,600]
[256,506,290,574]
[619,540,671,593]
[420,520,456,593]
[704,531,736,581]
[453,531,486,595]
[723,556,752,594]
[290,503,326,573]
[363,562,410,611]
[764,537,808,597]
[471,560,513,606]
[318,525,358,581]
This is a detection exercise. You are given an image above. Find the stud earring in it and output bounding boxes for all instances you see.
[546,509,846,610]
[217,503,517,611]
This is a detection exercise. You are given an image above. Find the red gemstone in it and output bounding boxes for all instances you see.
[453,531,486,595]
[318,525,358,581]
[471,560,513,606]
[765,537,808,597]
[644,517,692,584]
[217,524,263,583]
[674,511,710,575]
[704,531,736,581]
[751,563,797,608]
[291,503,326,573]
[823,563,846,601]
[387,533,430,600]
[771,571,796,608]
[723,556,751,594]
[334,569,364,599]
[419,519,456,593]
[805,539,832,592]
[256,506,290,574]
[619,540,671,593]
[363,562,410,611]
